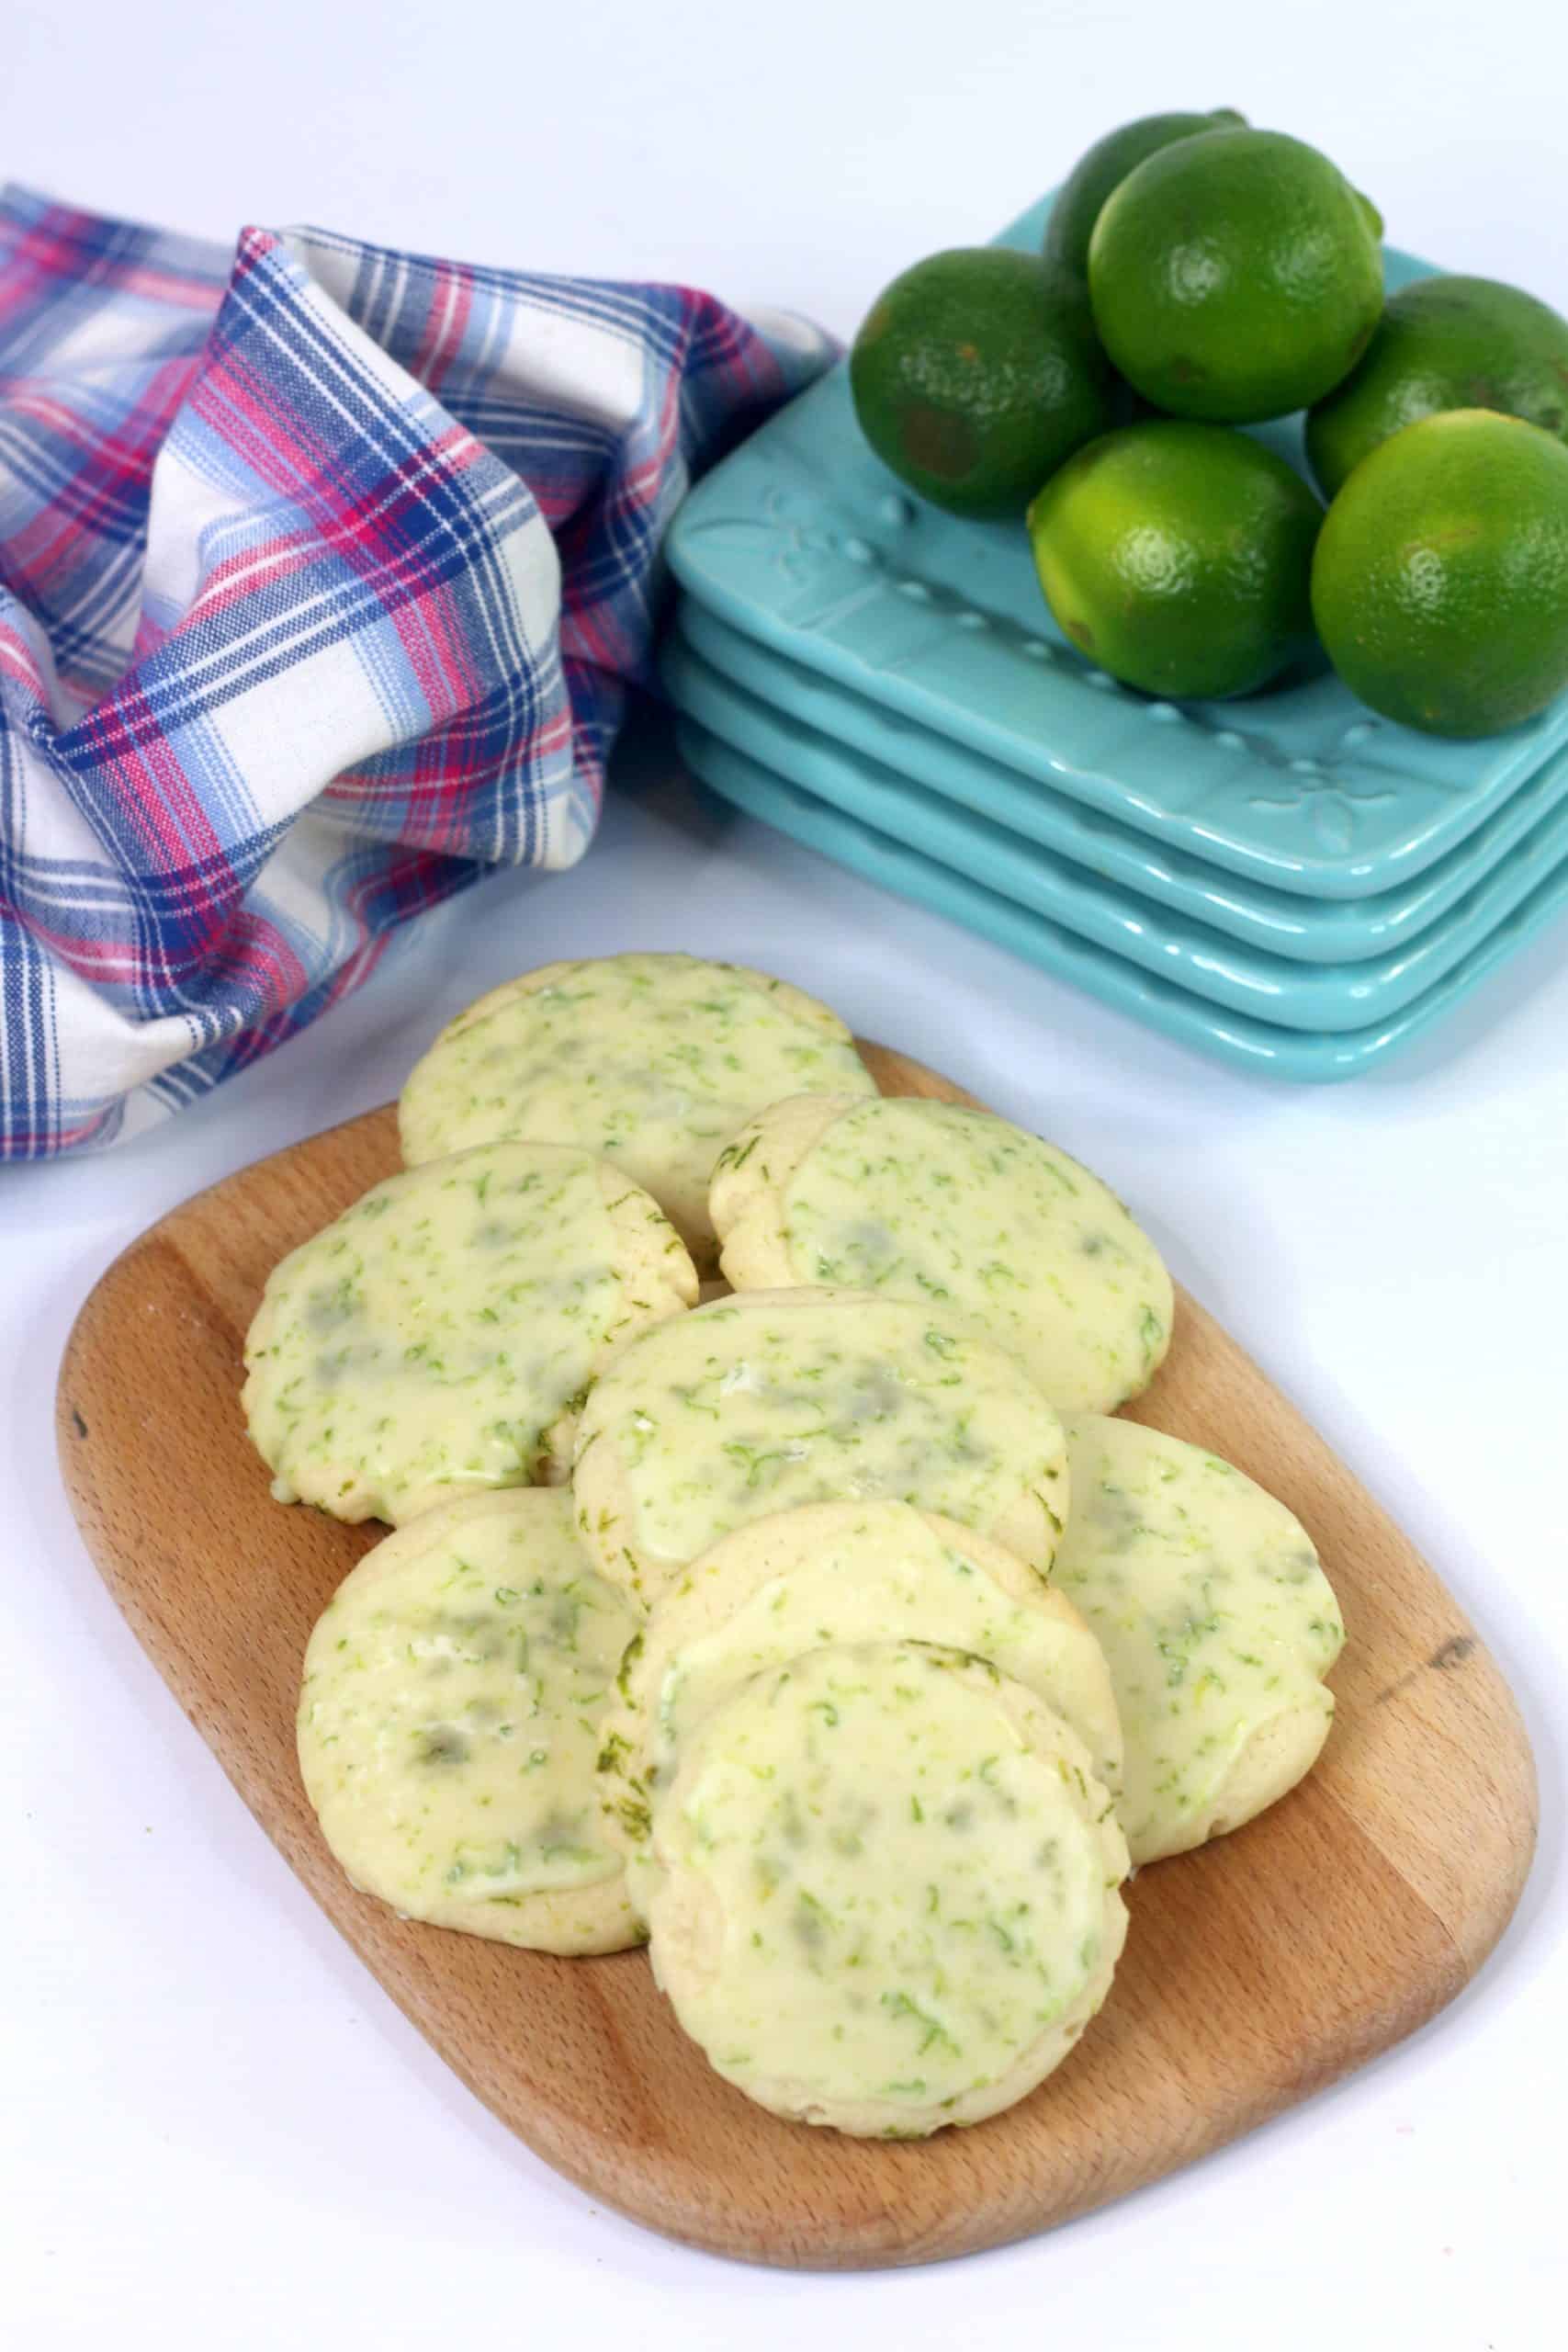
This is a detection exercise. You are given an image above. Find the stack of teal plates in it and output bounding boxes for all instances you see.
[663,196,1568,1079]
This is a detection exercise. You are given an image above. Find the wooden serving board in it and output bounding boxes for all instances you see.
[57,1046,1536,2269]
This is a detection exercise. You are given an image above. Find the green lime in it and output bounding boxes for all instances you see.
[1043,108,1247,278]
[1306,273,1568,497]
[849,247,1117,517]
[1027,419,1323,699]
[1088,129,1385,423]
[1311,410,1568,737]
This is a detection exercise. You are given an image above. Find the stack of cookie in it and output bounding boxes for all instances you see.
[243,951,1344,2138]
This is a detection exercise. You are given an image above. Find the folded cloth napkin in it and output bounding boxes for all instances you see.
[0,188,831,1159]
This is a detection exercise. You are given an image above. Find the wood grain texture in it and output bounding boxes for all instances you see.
[57,1045,1537,2269]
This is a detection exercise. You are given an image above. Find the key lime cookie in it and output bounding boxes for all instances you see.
[1055,1414,1345,1864]
[596,1500,1122,1914]
[397,954,878,1264]
[298,1490,643,1954]
[243,1140,697,1525]
[709,1094,1173,1412]
[644,1641,1129,2134]
[572,1286,1070,1603]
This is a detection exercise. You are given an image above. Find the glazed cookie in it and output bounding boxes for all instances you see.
[596,1500,1122,1913]
[397,954,878,1263]
[644,1641,1129,2135]
[243,1140,696,1525]
[708,1094,1173,1412]
[298,1489,643,1954]
[572,1286,1070,1603]
[1055,1414,1346,1864]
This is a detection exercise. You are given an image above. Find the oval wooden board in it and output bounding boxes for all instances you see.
[57,1044,1536,2269]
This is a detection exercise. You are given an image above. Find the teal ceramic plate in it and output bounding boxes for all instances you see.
[675,715,1568,1079]
[663,625,1568,1032]
[668,198,1568,902]
[675,600,1568,967]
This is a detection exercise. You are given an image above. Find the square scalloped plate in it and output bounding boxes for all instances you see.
[663,622,1568,1033]
[674,599,1568,968]
[667,199,1568,904]
[674,712,1568,1079]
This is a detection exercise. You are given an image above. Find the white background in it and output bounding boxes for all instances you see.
[4,2,1567,2345]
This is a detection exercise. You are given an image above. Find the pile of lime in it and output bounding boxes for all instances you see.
[849,115,1568,738]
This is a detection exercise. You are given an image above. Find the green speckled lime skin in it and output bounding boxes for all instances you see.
[1311,410,1568,738]
[850,247,1117,517]
[1028,420,1323,699]
[1306,273,1568,498]
[1088,129,1384,424]
[1043,108,1247,279]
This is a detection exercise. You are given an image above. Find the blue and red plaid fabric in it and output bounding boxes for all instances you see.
[0,187,830,1158]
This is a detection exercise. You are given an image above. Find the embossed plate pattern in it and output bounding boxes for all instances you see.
[675,601,1568,967]
[676,717,1568,1078]
[666,628,1568,1032]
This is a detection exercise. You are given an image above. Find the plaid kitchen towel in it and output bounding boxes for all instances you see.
[0,187,831,1159]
